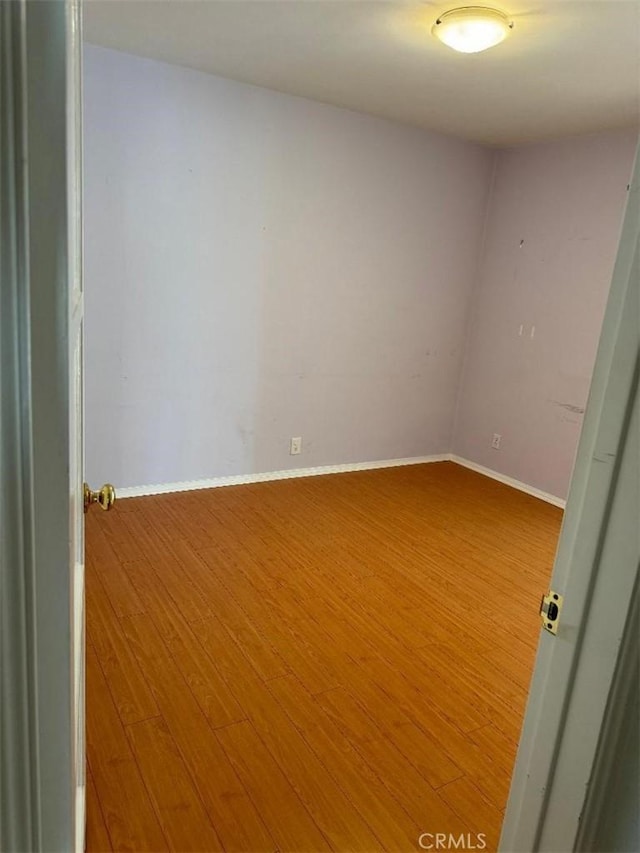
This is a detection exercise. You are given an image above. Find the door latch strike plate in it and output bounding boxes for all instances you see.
[540,590,563,635]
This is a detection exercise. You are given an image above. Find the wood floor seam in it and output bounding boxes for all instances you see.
[122,713,164,729]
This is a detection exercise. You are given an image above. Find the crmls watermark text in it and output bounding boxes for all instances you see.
[418,832,487,850]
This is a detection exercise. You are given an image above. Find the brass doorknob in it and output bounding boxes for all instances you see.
[84,483,116,513]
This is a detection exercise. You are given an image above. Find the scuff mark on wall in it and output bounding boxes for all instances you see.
[593,452,617,464]
[551,400,586,414]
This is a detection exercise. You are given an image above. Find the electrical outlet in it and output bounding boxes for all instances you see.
[290,436,302,455]
[492,433,502,450]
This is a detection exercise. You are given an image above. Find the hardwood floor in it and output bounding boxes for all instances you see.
[85,461,562,853]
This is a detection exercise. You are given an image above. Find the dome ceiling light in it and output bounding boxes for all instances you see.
[432,6,514,54]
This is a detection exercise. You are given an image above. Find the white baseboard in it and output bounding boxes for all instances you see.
[117,454,450,499]
[117,452,566,509]
[450,455,566,508]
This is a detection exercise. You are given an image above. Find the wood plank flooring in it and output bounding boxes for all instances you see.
[85,461,562,853]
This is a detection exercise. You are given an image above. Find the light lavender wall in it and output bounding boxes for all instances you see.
[83,45,493,489]
[453,129,637,500]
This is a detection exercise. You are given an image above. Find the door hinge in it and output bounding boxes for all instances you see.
[540,590,563,635]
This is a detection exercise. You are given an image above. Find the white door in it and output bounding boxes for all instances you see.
[68,0,86,847]
[501,150,639,851]
[65,1,117,847]
[0,1,113,850]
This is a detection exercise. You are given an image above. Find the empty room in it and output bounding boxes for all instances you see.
[81,2,638,851]
[4,1,637,852]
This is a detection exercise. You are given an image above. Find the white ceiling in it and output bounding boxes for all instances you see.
[84,0,640,146]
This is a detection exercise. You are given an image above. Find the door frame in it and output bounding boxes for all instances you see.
[501,149,639,851]
[0,1,81,850]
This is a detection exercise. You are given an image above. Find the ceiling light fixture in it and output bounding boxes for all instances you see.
[432,6,514,54]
